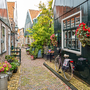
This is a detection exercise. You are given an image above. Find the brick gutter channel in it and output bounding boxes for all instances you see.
[43,62,78,90]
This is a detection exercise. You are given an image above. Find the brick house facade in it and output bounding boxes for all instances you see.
[0,0,11,62]
[0,20,10,62]
[17,28,25,47]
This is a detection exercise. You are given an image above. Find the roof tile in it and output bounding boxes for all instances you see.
[7,2,15,19]
[29,9,41,21]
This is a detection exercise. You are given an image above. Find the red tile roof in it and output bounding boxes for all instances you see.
[7,2,15,19]
[0,9,7,17]
[29,9,41,21]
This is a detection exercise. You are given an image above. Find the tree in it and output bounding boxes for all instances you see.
[27,0,54,49]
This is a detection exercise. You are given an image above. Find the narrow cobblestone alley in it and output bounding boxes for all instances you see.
[18,48,71,90]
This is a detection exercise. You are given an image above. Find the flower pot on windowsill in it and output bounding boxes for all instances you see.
[0,73,8,90]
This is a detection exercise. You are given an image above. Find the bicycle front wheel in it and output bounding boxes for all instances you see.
[63,62,73,81]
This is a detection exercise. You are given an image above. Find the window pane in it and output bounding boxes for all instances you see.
[72,30,75,49]
[76,39,80,49]
[67,19,70,29]
[63,21,66,29]
[68,40,71,48]
[71,18,74,28]
[63,31,67,47]
[2,26,5,52]
[72,30,75,39]
[75,15,80,27]
[68,30,71,38]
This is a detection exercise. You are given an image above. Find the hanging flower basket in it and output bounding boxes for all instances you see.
[50,34,58,46]
[75,22,90,47]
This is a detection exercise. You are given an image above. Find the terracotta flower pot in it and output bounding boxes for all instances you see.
[31,55,34,60]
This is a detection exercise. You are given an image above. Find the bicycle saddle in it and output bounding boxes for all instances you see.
[64,54,69,58]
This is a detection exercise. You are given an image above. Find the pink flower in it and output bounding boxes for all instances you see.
[3,64,7,68]
[0,70,1,72]
[1,67,4,71]
[9,65,12,68]
[5,61,8,63]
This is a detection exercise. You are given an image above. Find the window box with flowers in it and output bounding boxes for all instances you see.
[75,22,90,47]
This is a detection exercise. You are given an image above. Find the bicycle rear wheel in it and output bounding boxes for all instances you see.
[55,55,60,72]
[63,62,73,81]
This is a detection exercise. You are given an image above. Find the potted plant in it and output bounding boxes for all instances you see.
[5,55,15,63]
[26,49,30,55]
[0,61,12,89]
[75,22,90,47]
[31,51,35,60]
[10,62,18,73]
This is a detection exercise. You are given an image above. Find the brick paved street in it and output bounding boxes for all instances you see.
[18,48,71,90]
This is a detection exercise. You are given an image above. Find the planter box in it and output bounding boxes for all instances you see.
[0,73,8,90]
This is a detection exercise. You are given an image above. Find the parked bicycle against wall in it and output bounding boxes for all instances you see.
[55,48,74,81]
[55,47,90,81]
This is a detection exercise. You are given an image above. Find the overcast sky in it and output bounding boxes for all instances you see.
[7,0,48,29]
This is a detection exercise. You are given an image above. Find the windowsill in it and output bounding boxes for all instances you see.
[0,50,7,55]
[62,48,81,55]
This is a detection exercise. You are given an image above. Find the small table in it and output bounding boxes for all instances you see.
[48,51,54,62]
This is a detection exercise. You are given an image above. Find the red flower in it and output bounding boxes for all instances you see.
[75,29,78,35]
[83,26,87,31]
[79,22,86,27]
[86,34,90,37]
[88,28,90,32]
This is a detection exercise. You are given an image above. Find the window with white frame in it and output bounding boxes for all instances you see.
[62,11,82,54]
[1,25,6,52]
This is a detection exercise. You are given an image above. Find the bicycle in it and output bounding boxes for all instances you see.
[55,48,74,81]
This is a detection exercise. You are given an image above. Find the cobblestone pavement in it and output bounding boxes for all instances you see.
[18,48,71,90]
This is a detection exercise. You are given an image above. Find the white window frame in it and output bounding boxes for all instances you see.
[1,24,6,53]
[61,11,82,55]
